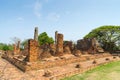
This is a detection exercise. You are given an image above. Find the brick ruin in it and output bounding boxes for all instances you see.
[56,33,64,56]
[27,39,39,62]
[2,27,117,79]
[77,38,104,54]
[13,41,20,55]
[34,27,38,41]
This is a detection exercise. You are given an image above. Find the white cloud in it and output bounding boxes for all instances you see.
[17,17,24,22]
[34,0,42,18]
[47,13,60,22]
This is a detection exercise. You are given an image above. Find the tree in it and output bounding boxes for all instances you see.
[0,43,5,50]
[0,43,13,51]
[2,45,9,51]
[84,25,120,51]
[11,37,21,45]
[20,39,28,50]
[38,32,54,45]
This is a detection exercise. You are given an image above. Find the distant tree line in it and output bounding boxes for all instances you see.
[0,43,13,51]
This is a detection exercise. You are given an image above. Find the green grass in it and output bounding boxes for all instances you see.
[61,61,120,80]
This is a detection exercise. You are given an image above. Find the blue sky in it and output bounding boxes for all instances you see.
[0,0,120,44]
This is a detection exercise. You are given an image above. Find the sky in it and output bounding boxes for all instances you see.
[0,0,120,44]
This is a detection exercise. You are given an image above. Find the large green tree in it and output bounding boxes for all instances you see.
[38,32,54,45]
[84,25,120,51]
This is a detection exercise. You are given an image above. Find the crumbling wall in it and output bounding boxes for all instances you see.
[13,41,20,55]
[27,39,39,62]
[77,38,104,54]
[56,34,64,56]
[39,44,52,59]
[64,41,73,51]
[25,54,112,71]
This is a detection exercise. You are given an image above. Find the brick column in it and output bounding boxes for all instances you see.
[13,44,17,55]
[17,41,20,49]
[34,27,38,41]
[13,41,20,55]
[55,31,58,45]
[56,34,63,56]
[17,41,20,54]
[28,39,39,62]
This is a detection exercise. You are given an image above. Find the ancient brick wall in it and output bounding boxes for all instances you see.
[56,34,63,56]
[13,44,17,54]
[13,41,20,55]
[64,41,73,51]
[77,38,92,51]
[64,46,71,54]
[27,39,39,62]
[25,54,112,71]
[77,38,104,54]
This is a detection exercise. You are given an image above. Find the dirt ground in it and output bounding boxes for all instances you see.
[0,54,119,80]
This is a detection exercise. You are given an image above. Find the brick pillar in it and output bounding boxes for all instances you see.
[55,31,58,45]
[17,41,20,49]
[56,34,63,56]
[17,41,20,54]
[13,44,17,55]
[34,27,38,41]
[28,39,39,62]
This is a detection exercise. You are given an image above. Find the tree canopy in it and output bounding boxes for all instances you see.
[84,25,120,51]
[38,32,54,45]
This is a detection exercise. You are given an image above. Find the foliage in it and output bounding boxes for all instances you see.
[0,43,4,50]
[38,32,54,45]
[20,39,28,50]
[84,25,120,51]
[0,43,13,51]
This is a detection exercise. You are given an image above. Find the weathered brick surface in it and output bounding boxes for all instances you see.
[64,41,73,51]
[77,38,104,54]
[25,54,112,71]
[13,42,20,55]
[64,46,71,54]
[55,31,58,45]
[49,44,56,56]
[13,44,17,54]
[34,27,38,41]
[73,50,81,56]
[27,39,39,62]
[56,34,63,56]
[1,54,119,80]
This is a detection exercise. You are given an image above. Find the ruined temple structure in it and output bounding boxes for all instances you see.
[2,27,111,76]
[55,31,58,45]
[56,33,64,56]
[13,41,20,55]
[77,38,104,54]
[64,41,73,50]
[34,27,38,41]
[27,39,39,62]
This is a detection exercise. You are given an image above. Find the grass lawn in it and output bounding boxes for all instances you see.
[61,61,120,80]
